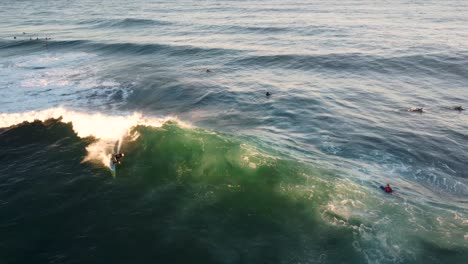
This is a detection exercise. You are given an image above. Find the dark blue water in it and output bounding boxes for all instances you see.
[1,0,467,263]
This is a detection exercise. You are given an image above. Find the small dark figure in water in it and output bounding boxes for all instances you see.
[13,36,16,39]
[112,153,125,165]
[454,106,465,111]
[206,69,211,73]
[23,32,26,35]
[408,107,423,113]
[380,184,393,193]
[266,92,271,96]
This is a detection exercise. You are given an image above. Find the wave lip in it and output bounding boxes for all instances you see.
[0,107,189,169]
[0,107,185,140]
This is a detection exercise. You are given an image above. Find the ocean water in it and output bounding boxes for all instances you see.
[0,0,467,263]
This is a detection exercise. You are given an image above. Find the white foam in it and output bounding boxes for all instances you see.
[0,52,130,113]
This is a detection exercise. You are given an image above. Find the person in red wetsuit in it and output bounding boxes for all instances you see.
[383,184,393,193]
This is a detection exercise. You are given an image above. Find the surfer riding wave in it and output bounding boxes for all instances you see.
[112,153,124,165]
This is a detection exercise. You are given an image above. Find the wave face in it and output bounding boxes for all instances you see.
[1,117,467,264]
[1,0,468,263]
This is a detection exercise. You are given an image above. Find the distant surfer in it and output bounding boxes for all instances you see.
[266,91,271,97]
[380,184,393,193]
[206,69,211,73]
[408,107,423,113]
[454,106,464,111]
[112,153,125,165]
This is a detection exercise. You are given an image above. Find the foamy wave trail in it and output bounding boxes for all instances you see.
[0,50,133,113]
[0,108,467,263]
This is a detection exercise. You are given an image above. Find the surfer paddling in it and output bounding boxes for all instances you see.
[408,107,424,113]
[380,184,393,193]
[112,153,125,165]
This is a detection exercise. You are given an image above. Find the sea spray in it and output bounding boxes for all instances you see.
[117,136,123,153]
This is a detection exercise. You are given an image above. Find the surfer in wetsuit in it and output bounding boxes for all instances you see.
[381,184,393,193]
[112,153,125,165]
[408,107,423,113]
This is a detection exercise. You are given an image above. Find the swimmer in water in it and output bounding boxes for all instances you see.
[408,107,423,113]
[380,184,393,193]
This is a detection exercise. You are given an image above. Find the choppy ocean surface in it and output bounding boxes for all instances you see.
[1,0,467,263]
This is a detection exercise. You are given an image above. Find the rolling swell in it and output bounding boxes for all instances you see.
[78,18,172,28]
[84,41,236,58]
[229,52,468,79]
[197,24,290,34]
[0,39,87,51]
[0,39,235,58]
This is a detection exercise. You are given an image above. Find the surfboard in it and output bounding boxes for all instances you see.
[110,159,116,176]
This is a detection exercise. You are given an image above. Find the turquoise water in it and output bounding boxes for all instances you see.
[0,0,467,263]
